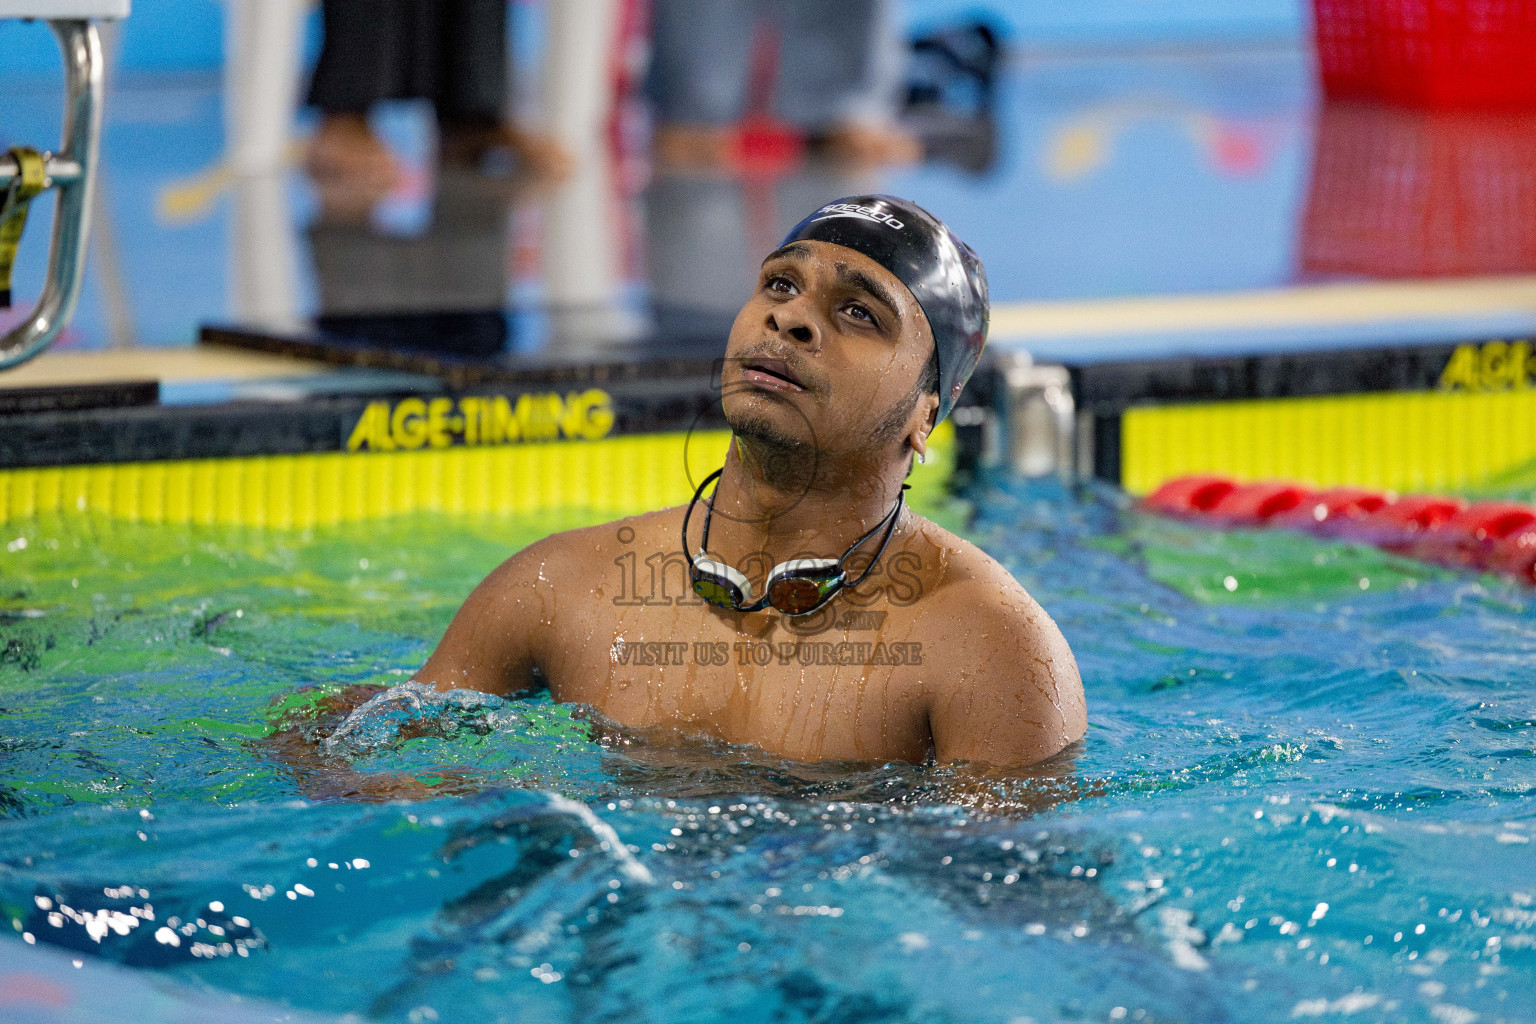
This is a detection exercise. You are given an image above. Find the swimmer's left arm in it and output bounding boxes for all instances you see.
[926,583,1086,770]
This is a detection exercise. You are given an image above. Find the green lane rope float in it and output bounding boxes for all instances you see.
[1,148,48,309]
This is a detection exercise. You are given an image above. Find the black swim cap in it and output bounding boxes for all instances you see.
[777,195,988,423]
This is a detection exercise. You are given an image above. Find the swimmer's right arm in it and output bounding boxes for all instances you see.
[413,537,565,696]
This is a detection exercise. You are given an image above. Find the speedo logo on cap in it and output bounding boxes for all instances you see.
[816,202,904,230]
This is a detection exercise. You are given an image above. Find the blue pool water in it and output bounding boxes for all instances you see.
[1,478,1533,1023]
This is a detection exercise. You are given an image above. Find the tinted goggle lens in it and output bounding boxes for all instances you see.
[694,575,745,609]
[766,573,839,616]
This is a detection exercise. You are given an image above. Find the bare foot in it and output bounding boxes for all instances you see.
[818,120,923,166]
[439,121,574,181]
[653,122,736,168]
[506,126,575,180]
[310,173,392,225]
[305,113,402,189]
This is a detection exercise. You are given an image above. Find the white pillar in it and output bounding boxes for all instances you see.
[541,0,620,150]
[230,172,303,331]
[541,0,633,342]
[224,0,307,174]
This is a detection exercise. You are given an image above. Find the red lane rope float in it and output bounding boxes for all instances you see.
[1271,488,1390,535]
[1143,476,1536,586]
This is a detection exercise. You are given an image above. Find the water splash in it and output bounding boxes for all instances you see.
[544,793,654,884]
[321,681,526,756]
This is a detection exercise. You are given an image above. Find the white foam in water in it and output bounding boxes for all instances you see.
[322,680,523,756]
[545,793,654,885]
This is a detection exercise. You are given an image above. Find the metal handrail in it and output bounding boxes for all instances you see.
[0,155,84,186]
[0,19,103,370]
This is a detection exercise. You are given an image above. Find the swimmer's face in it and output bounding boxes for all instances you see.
[721,240,938,462]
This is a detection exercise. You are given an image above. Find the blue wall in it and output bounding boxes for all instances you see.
[1,0,223,75]
[1,0,1306,79]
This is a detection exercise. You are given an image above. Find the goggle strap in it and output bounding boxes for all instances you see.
[682,466,725,558]
[842,485,907,589]
[773,557,841,578]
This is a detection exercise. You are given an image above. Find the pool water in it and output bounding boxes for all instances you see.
[2,478,1534,1024]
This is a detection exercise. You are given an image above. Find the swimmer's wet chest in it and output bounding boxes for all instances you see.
[549,597,934,749]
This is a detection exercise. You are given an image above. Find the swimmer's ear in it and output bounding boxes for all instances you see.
[907,392,940,462]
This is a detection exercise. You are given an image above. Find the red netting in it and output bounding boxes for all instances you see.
[1300,101,1536,277]
[1312,0,1536,109]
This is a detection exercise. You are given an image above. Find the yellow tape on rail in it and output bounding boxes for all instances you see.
[0,147,47,309]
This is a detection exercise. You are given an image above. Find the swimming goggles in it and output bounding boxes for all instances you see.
[682,467,906,617]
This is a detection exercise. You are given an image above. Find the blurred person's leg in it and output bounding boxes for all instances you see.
[305,0,409,185]
[776,0,919,165]
[649,0,755,165]
[432,0,568,177]
[308,0,568,183]
[435,0,504,124]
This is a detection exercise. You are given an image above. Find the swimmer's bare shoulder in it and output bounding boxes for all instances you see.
[902,516,1087,768]
[413,509,680,695]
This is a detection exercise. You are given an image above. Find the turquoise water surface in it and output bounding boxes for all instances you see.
[2,478,1533,1023]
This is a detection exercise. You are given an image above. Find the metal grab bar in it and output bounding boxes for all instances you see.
[0,155,85,186]
[0,19,103,370]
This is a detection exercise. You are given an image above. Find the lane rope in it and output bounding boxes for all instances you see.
[1144,475,1536,586]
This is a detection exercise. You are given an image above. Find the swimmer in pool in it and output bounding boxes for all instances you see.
[417,195,1086,769]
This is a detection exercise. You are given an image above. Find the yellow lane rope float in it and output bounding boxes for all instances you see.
[1120,342,1536,497]
[0,421,956,530]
